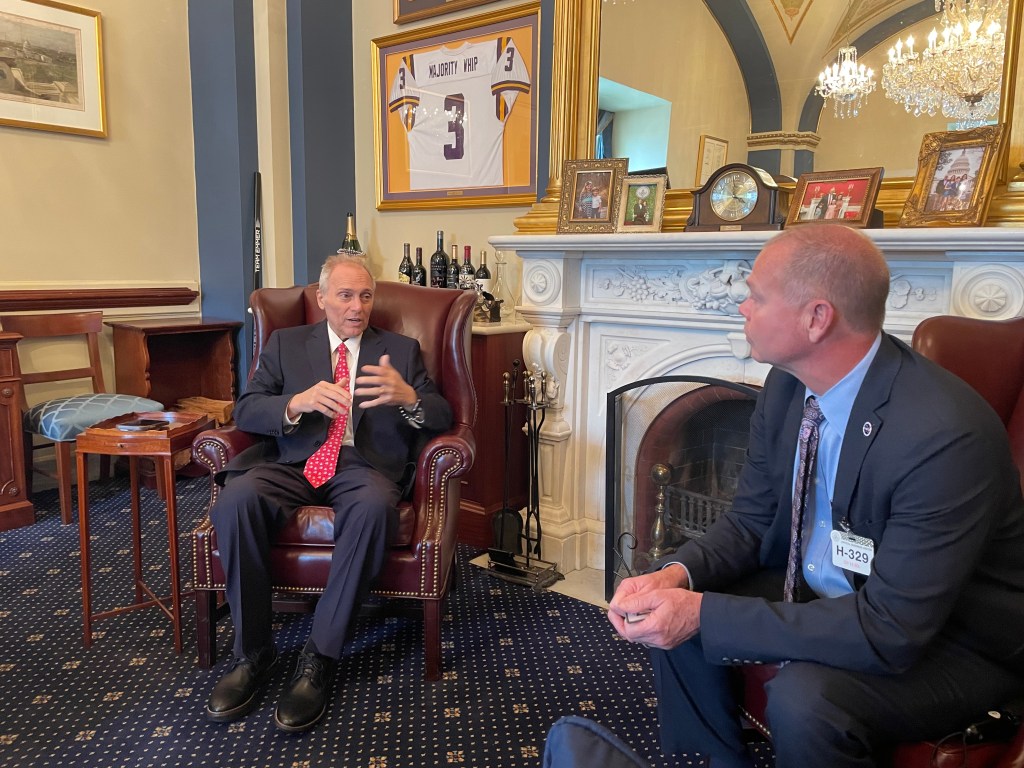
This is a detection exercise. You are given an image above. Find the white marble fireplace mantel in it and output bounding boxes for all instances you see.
[489,228,1024,574]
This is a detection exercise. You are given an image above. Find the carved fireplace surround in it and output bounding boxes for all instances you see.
[489,228,1024,574]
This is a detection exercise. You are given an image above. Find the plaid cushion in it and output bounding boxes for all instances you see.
[24,394,163,441]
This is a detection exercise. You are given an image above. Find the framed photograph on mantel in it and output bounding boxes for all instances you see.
[785,167,884,228]
[0,0,107,137]
[372,3,539,210]
[394,0,502,25]
[557,158,629,233]
[901,125,1005,227]
[615,174,668,233]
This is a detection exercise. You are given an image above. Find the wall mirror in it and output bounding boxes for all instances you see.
[516,0,1024,232]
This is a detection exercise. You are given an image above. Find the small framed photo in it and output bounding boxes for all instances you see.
[901,125,1006,227]
[615,174,668,233]
[786,167,884,228]
[695,135,728,187]
[0,0,107,137]
[557,158,629,233]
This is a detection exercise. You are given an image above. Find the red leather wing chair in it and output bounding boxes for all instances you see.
[739,315,1024,768]
[191,281,477,681]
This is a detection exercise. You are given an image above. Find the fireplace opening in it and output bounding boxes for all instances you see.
[605,376,759,599]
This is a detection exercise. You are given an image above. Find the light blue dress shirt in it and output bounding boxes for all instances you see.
[799,333,882,598]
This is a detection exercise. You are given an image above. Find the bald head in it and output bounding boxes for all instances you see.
[762,225,890,334]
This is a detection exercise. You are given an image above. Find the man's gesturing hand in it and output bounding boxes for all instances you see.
[287,376,350,421]
[355,354,417,409]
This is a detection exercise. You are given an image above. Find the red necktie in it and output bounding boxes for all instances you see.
[303,342,350,488]
[784,396,823,602]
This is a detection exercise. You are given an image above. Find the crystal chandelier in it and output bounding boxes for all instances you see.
[816,45,877,119]
[881,0,1006,129]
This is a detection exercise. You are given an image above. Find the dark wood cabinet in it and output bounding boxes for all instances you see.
[0,333,35,531]
[105,318,242,407]
[458,325,530,548]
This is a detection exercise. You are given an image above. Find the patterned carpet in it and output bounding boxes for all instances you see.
[0,475,773,768]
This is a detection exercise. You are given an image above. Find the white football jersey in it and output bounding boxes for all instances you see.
[388,37,531,191]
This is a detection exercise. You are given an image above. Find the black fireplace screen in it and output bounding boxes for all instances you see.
[604,376,759,599]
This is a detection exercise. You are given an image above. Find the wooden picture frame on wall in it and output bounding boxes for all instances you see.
[901,125,1006,227]
[557,158,629,233]
[372,3,540,211]
[785,167,883,228]
[695,135,728,187]
[393,0,503,25]
[0,0,106,137]
[615,174,668,233]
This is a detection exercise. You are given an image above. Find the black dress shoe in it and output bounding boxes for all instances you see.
[274,650,337,733]
[205,646,277,723]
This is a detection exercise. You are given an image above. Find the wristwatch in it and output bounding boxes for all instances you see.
[399,398,426,426]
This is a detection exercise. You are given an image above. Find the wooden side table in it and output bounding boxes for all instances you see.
[105,318,242,407]
[75,410,213,652]
[458,324,530,547]
[0,332,34,531]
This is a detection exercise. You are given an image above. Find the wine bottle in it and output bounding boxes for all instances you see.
[341,212,361,252]
[459,245,476,290]
[475,249,493,294]
[398,243,413,284]
[411,247,427,286]
[429,230,447,288]
[446,242,460,289]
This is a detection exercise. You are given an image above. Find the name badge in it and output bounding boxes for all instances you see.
[830,530,874,575]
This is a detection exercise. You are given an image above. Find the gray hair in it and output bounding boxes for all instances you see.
[765,225,890,333]
[319,250,375,293]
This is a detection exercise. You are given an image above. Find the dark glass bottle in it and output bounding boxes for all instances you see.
[398,243,413,284]
[341,212,361,252]
[429,230,448,288]
[411,247,427,286]
[459,245,475,290]
[446,242,460,288]
[475,249,493,294]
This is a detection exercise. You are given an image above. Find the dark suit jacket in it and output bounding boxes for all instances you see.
[670,333,1024,675]
[223,320,452,490]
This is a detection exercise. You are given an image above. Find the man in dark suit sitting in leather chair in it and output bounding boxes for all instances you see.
[608,225,1024,767]
[205,252,452,732]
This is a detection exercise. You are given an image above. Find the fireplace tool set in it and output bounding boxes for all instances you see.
[487,361,563,589]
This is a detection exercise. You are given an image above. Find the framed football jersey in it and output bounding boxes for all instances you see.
[373,3,540,210]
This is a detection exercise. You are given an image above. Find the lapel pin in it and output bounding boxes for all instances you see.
[862,422,873,437]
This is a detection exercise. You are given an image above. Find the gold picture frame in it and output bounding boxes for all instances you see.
[615,174,668,233]
[0,0,106,137]
[393,0,502,25]
[901,125,1006,228]
[372,3,540,211]
[785,167,884,228]
[695,135,728,187]
[557,158,629,233]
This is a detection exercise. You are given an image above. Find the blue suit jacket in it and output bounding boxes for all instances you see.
[672,334,1024,675]
[224,320,452,490]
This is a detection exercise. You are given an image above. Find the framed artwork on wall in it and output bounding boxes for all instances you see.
[901,125,1006,227]
[695,135,728,187]
[785,167,883,228]
[0,0,106,137]
[615,173,668,233]
[372,2,540,210]
[557,158,629,233]
[393,0,503,25]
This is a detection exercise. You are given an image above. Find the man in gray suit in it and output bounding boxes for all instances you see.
[608,225,1024,767]
[205,252,452,732]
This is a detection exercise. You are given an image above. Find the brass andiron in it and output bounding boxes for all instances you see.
[649,463,675,559]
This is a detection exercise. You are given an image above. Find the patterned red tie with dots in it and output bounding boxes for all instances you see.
[303,342,350,488]
[783,395,824,602]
